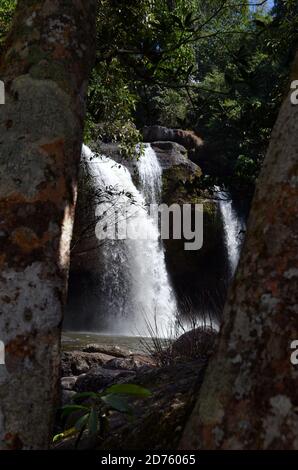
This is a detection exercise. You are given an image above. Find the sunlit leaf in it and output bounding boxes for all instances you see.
[105,384,151,397]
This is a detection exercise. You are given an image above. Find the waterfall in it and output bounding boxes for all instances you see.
[216,188,246,276]
[136,144,162,204]
[82,144,177,337]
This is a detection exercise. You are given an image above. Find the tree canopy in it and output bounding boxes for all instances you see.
[1,0,297,198]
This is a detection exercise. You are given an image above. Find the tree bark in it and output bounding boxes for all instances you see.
[0,0,96,449]
[180,50,298,450]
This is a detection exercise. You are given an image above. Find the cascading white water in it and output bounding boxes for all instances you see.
[136,144,162,204]
[216,188,246,276]
[82,144,177,336]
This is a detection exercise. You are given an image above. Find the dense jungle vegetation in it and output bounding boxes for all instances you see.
[1,0,297,200]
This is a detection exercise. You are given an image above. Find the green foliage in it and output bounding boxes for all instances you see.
[151,87,189,128]
[53,384,151,447]
[0,0,16,49]
[1,0,296,200]
[86,0,200,154]
[182,0,298,198]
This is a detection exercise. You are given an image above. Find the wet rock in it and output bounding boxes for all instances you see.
[61,376,78,391]
[103,355,156,371]
[61,351,115,376]
[142,126,228,177]
[151,141,199,174]
[74,366,135,393]
[61,390,77,406]
[142,126,204,160]
[172,327,218,360]
[82,344,131,358]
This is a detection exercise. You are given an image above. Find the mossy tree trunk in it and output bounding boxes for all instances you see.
[180,50,298,450]
[0,0,96,449]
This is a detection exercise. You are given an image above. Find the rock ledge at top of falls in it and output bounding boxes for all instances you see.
[141,125,231,178]
[93,140,203,207]
[150,141,199,171]
[142,125,204,152]
[142,125,206,167]
[92,139,202,181]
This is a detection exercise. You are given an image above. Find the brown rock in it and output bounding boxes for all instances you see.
[61,351,115,376]
[103,355,156,371]
[172,327,217,360]
[82,344,131,358]
[74,367,135,393]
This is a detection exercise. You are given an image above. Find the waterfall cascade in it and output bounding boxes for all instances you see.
[83,144,177,336]
[136,144,162,204]
[216,188,246,276]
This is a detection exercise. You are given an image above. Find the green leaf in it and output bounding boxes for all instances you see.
[101,394,132,414]
[88,407,99,436]
[62,405,88,418]
[53,433,64,444]
[73,392,98,401]
[61,404,89,419]
[105,384,151,397]
[52,427,77,443]
[75,413,89,432]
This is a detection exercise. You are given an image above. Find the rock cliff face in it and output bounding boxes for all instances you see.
[143,125,230,178]
[64,157,104,330]
[143,125,204,166]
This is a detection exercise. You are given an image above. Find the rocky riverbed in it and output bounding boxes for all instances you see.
[57,328,217,449]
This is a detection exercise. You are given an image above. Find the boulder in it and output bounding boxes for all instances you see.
[142,125,231,178]
[61,376,78,391]
[61,351,115,376]
[142,126,204,162]
[61,390,77,407]
[103,355,156,371]
[82,344,131,358]
[151,141,190,167]
[74,366,135,393]
[171,327,217,360]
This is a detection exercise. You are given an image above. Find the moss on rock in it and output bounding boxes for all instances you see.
[155,145,228,313]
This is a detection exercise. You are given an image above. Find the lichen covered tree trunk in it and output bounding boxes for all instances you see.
[180,51,298,450]
[0,0,96,449]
